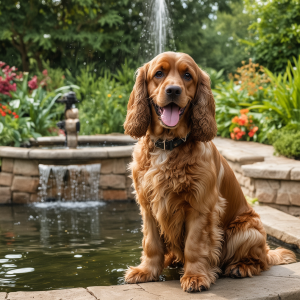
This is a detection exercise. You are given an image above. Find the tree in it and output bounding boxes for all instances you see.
[245,0,300,73]
[0,0,144,72]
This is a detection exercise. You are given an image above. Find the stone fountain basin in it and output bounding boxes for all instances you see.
[0,135,136,204]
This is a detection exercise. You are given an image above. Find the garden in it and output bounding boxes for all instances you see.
[1,0,300,298]
[1,0,300,159]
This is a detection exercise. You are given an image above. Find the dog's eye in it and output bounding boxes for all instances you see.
[183,73,192,81]
[155,71,164,78]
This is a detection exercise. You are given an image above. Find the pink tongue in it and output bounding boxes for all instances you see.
[161,103,180,127]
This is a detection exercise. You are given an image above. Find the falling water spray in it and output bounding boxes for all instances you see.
[142,0,176,59]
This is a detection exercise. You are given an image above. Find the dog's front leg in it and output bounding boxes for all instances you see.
[180,208,222,293]
[125,206,164,283]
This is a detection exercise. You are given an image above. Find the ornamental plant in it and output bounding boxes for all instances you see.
[230,109,259,141]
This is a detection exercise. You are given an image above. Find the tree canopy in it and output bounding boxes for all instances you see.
[0,0,249,73]
[245,0,300,73]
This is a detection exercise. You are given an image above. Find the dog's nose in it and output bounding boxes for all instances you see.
[165,85,182,96]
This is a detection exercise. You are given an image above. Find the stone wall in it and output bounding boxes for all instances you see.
[0,157,134,204]
[229,161,300,217]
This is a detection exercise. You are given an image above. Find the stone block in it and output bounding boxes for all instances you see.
[255,179,277,203]
[11,176,39,193]
[7,287,95,300]
[288,205,300,217]
[127,186,135,200]
[1,158,14,172]
[0,172,13,186]
[13,159,39,176]
[242,163,293,180]
[0,147,29,158]
[279,181,300,207]
[30,193,39,203]
[107,146,133,158]
[103,189,127,200]
[126,176,133,188]
[99,174,126,189]
[100,160,113,174]
[268,180,280,190]
[0,187,11,204]
[276,193,290,205]
[12,192,30,204]
[291,167,300,180]
[113,158,127,174]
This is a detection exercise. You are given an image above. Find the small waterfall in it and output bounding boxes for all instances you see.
[38,164,101,202]
[142,0,175,59]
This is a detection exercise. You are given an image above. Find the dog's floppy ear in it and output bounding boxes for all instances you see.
[191,68,217,142]
[124,64,151,138]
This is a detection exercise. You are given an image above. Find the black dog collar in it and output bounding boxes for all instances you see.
[154,132,191,151]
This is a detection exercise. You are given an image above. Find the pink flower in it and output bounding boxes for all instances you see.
[0,62,5,68]
[42,69,48,76]
[28,76,38,90]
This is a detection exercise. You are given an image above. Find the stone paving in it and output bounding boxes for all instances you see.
[3,262,300,299]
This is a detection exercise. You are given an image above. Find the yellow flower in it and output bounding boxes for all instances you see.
[118,95,122,98]
[107,94,111,97]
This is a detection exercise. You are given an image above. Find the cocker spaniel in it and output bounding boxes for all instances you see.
[123,52,295,292]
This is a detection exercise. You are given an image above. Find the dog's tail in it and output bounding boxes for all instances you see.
[267,247,296,266]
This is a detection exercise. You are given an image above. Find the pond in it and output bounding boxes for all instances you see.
[0,201,299,293]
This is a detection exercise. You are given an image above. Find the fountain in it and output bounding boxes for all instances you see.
[55,91,80,149]
[0,0,176,205]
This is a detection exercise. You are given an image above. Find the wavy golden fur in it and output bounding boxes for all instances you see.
[124,52,295,292]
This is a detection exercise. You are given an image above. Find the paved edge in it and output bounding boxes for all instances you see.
[254,205,300,250]
[86,262,300,300]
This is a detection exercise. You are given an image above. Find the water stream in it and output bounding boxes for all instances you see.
[38,164,101,202]
[142,0,175,59]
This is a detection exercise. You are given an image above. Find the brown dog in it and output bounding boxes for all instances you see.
[123,52,295,292]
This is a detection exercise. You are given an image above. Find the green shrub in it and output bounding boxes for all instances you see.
[76,61,135,135]
[267,124,300,159]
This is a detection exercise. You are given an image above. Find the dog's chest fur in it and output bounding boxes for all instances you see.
[141,148,192,257]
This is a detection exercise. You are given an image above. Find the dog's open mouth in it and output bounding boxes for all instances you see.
[152,102,187,127]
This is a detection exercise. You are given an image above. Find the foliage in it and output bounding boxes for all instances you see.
[76,62,135,135]
[0,0,144,72]
[204,68,224,89]
[245,0,300,73]
[267,124,300,159]
[230,109,259,141]
[194,1,253,74]
[0,0,248,76]
[249,56,300,126]
[0,61,76,146]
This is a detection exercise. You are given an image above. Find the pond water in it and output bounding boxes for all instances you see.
[0,201,299,293]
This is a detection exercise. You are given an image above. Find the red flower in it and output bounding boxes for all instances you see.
[2,105,6,109]
[252,126,258,133]
[233,127,241,133]
[248,131,254,137]
[0,62,5,68]
[230,132,235,139]
[1,112,6,117]
[12,112,16,116]
[8,110,11,114]
[28,76,38,90]
[14,115,19,119]
[42,69,48,76]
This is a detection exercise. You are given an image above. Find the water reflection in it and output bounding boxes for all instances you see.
[0,201,180,292]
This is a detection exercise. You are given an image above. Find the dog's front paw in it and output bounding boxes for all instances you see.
[180,275,210,293]
[125,266,158,284]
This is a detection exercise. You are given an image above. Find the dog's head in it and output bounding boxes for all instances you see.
[124,52,217,141]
